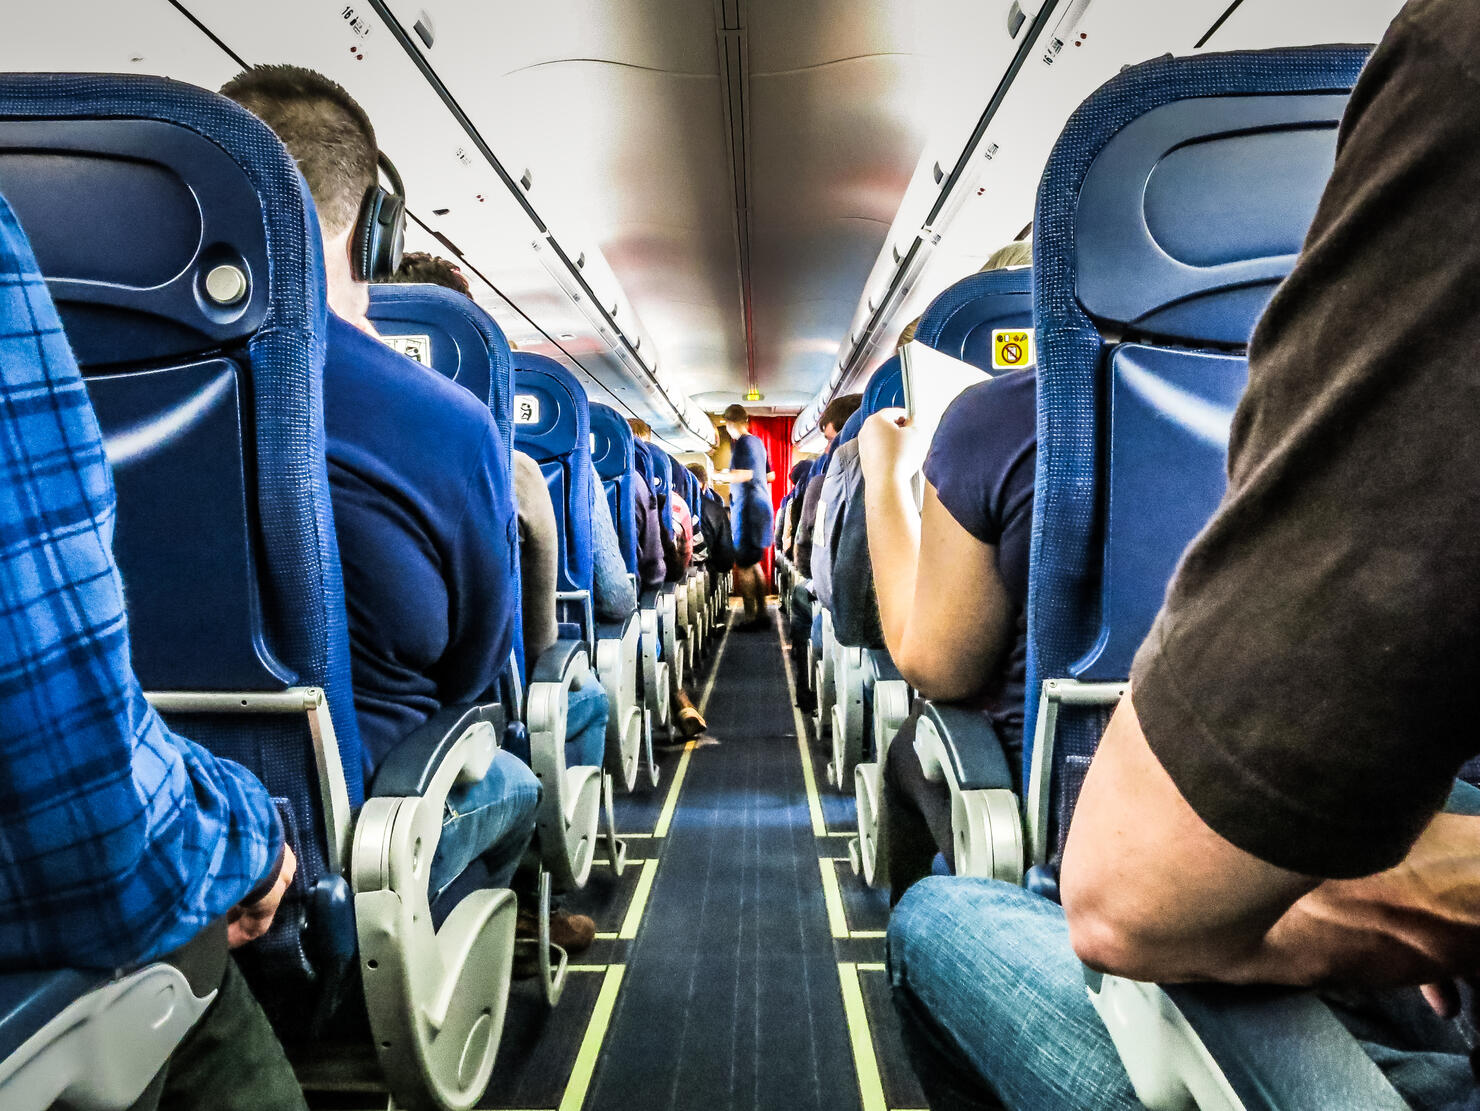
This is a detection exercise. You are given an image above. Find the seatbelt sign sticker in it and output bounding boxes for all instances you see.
[992,328,1034,370]
[514,394,542,424]
[383,333,431,367]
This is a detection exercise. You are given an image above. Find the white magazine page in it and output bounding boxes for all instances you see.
[900,339,991,449]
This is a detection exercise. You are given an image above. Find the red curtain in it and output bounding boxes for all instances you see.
[744,415,794,589]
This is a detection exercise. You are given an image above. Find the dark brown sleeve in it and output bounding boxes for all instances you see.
[1131,1,1480,879]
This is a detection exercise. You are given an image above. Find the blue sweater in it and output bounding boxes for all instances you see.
[324,314,519,776]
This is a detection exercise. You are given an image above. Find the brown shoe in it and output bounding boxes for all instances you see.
[678,706,706,738]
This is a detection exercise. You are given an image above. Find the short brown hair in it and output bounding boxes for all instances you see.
[221,65,377,236]
[819,393,863,435]
[391,251,471,297]
[722,404,749,426]
[686,461,710,488]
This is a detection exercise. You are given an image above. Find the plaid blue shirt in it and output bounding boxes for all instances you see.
[0,194,281,972]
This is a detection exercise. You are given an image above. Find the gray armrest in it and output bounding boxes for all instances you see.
[0,971,107,1061]
[370,704,504,798]
[531,638,588,684]
[597,612,639,642]
[918,701,1015,792]
[0,922,227,1111]
[1087,968,1408,1111]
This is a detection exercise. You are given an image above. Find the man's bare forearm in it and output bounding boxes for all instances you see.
[1171,813,1480,987]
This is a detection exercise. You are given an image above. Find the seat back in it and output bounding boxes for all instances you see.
[366,283,493,403]
[914,267,1034,372]
[1026,47,1370,865]
[0,73,363,1033]
[365,281,526,680]
[649,444,675,533]
[590,402,639,575]
[862,354,904,416]
[512,352,595,599]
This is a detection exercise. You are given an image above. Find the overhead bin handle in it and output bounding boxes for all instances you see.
[1007,0,1046,37]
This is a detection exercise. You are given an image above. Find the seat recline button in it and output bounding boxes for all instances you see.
[204,264,248,305]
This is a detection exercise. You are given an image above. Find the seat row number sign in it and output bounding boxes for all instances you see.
[992,328,1035,370]
[515,394,542,424]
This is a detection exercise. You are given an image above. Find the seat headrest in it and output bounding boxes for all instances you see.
[589,402,635,481]
[511,351,587,462]
[915,269,1034,370]
[0,73,325,369]
[1043,47,1370,346]
[863,354,904,416]
[367,284,510,431]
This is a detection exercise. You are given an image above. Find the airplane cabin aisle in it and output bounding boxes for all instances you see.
[446,602,927,1111]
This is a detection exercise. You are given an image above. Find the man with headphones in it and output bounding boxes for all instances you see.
[222,67,544,936]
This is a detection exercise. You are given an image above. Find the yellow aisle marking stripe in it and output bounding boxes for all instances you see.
[653,741,695,839]
[850,930,887,940]
[819,857,849,939]
[856,962,887,972]
[618,858,659,939]
[557,964,626,1111]
[838,961,888,1111]
[779,615,827,836]
[596,857,651,867]
[594,932,618,940]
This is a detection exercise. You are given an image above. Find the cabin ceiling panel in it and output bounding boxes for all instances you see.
[383,0,749,402]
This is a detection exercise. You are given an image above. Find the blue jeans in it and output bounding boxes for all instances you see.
[888,878,1478,1111]
[565,677,609,769]
[428,747,540,900]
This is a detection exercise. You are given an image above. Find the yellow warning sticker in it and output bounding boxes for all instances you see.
[992,328,1035,370]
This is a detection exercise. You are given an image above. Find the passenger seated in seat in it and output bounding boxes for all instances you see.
[383,249,612,783]
[0,195,305,1110]
[221,67,542,930]
[858,243,1034,906]
[689,462,735,590]
[890,7,1480,1106]
[630,425,706,738]
[391,249,470,294]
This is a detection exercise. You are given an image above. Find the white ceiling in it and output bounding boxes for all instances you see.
[0,0,1409,448]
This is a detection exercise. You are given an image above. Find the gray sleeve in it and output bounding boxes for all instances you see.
[591,480,638,621]
[513,451,559,663]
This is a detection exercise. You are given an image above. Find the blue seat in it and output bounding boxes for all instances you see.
[589,403,664,785]
[512,353,629,882]
[848,270,1033,887]
[861,354,904,415]
[1020,47,1401,1109]
[642,443,689,685]
[367,283,496,407]
[589,402,640,575]
[613,431,674,735]
[914,267,1033,371]
[365,281,530,679]
[0,73,519,1107]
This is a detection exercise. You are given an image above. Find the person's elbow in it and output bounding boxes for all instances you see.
[892,639,986,703]
[1062,879,1168,980]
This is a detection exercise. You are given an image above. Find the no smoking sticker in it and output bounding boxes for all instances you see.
[992,328,1035,370]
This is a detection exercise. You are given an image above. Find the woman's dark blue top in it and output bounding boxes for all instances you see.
[729,432,774,563]
[921,368,1036,755]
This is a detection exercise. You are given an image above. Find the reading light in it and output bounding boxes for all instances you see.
[743,386,763,402]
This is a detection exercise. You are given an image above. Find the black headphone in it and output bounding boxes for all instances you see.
[351,151,406,282]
